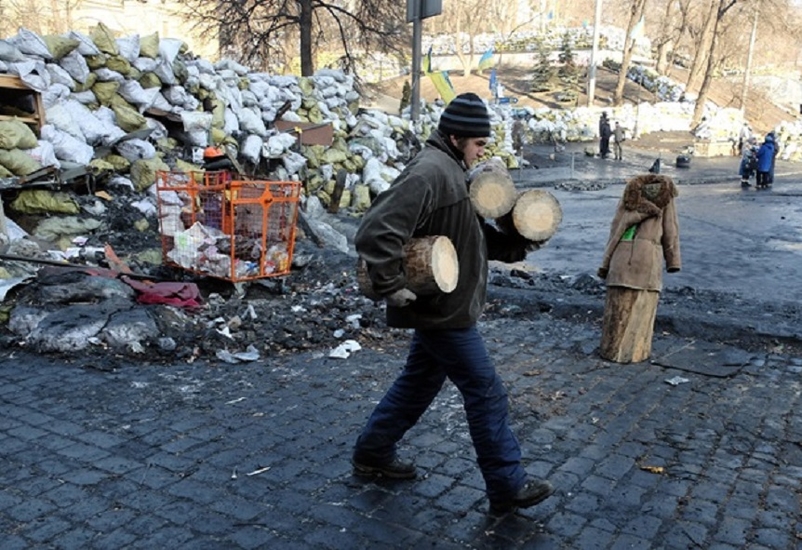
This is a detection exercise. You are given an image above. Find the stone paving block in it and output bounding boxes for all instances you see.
[86,506,139,532]
[59,467,111,487]
[90,528,138,548]
[753,527,793,549]
[573,525,616,549]
[130,525,194,549]
[7,497,57,522]
[20,515,72,542]
[225,525,280,550]
[50,526,97,548]
[546,510,588,538]
[609,533,651,550]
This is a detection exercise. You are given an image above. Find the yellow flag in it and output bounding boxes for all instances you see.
[427,71,456,103]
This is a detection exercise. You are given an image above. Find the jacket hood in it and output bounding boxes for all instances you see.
[622,174,679,216]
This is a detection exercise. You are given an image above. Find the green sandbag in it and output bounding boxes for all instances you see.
[43,35,80,60]
[0,164,12,178]
[106,55,132,75]
[89,158,115,172]
[90,23,119,55]
[10,189,79,214]
[138,72,161,89]
[92,81,120,106]
[104,154,131,172]
[139,32,160,58]
[350,184,372,212]
[175,159,202,173]
[130,157,170,192]
[0,120,38,150]
[0,149,42,176]
[112,103,147,133]
[85,54,107,70]
[73,72,97,92]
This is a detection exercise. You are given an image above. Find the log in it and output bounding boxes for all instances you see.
[357,235,459,300]
[497,189,563,242]
[599,287,659,363]
[468,157,518,218]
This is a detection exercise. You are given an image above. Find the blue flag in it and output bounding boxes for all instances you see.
[478,48,494,71]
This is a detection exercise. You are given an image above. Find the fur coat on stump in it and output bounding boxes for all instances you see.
[598,174,681,291]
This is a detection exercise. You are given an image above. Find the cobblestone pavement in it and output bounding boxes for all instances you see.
[2,312,801,549]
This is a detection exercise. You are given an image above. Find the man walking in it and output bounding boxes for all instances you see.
[613,121,626,161]
[351,92,555,516]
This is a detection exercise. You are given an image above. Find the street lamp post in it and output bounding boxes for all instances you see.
[407,0,442,122]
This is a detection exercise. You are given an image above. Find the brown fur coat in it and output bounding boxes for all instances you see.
[598,174,681,291]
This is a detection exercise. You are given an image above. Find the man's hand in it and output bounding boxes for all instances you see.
[385,288,417,308]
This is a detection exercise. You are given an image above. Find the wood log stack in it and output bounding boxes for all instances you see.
[358,235,459,300]
[469,157,563,244]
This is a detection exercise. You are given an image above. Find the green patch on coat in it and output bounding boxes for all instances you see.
[621,224,638,241]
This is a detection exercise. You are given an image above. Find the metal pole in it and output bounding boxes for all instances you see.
[587,0,602,106]
[411,6,422,122]
[740,3,759,112]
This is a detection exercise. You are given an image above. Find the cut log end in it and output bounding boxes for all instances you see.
[357,235,460,300]
[469,158,517,219]
[511,189,563,242]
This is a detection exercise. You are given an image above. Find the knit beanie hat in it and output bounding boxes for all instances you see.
[437,93,491,138]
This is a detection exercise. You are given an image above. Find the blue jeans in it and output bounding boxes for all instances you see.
[353,326,527,501]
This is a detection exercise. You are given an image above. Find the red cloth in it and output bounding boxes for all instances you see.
[122,277,203,309]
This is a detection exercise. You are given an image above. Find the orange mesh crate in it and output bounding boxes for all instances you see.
[156,171,301,282]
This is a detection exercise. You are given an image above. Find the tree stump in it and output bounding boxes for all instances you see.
[496,189,563,242]
[599,287,659,363]
[357,235,459,300]
[468,157,518,218]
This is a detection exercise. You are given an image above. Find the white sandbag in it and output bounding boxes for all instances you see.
[115,138,156,162]
[46,63,75,89]
[45,103,84,140]
[62,100,112,145]
[189,58,215,74]
[59,50,90,83]
[263,133,297,158]
[282,151,307,175]
[241,134,263,164]
[149,92,174,113]
[186,129,208,147]
[153,58,176,86]
[9,28,52,59]
[94,68,125,83]
[118,80,159,110]
[42,83,71,109]
[181,111,213,132]
[41,125,94,165]
[145,118,168,141]
[241,89,258,107]
[67,31,101,56]
[238,107,267,136]
[133,57,157,73]
[70,90,97,106]
[363,157,392,195]
[223,108,240,134]
[29,140,61,169]
[198,73,220,91]
[109,175,134,189]
[0,39,25,62]
[214,58,249,76]
[163,85,193,107]
[92,106,126,145]
[116,35,140,63]
[8,60,51,92]
[158,38,183,63]
[0,60,6,73]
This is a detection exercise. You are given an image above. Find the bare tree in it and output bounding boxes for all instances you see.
[179,0,407,76]
[433,0,488,77]
[691,0,740,125]
[613,0,648,105]
[0,0,80,37]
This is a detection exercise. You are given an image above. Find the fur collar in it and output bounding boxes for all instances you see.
[622,174,678,215]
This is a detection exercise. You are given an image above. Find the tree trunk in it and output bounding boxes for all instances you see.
[692,0,737,126]
[299,0,314,76]
[600,287,659,363]
[613,0,648,106]
[686,0,717,93]
[357,236,460,300]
